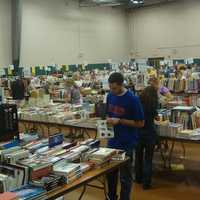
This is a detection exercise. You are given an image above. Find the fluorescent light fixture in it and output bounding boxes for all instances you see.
[130,0,144,4]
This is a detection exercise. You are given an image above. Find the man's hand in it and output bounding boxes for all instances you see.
[107,118,120,126]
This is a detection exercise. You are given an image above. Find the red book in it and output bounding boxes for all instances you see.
[31,166,52,180]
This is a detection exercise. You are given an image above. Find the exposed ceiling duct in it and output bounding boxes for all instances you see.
[79,0,177,8]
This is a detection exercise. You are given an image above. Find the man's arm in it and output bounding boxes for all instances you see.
[119,118,144,128]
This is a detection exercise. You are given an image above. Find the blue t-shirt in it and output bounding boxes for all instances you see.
[107,90,144,151]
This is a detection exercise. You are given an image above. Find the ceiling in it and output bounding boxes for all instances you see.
[79,0,177,8]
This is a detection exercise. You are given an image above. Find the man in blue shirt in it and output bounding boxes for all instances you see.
[106,72,144,200]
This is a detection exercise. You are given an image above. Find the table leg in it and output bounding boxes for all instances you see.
[168,140,175,169]
[180,142,186,158]
[78,184,86,200]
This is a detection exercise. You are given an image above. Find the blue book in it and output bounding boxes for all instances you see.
[49,133,64,148]
[12,185,46,200]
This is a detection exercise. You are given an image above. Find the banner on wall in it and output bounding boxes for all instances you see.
[23,67,31,77]
[164,59,173,67]
[0,68,5,76]
[185,58,194,64]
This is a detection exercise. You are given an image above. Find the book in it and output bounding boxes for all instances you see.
[48,133,64,148]
[97,120,114,139]
[18,158,52,171]
[79,163,91,173]
[0,146,21,162]
[71,145,90,154]
[6,164,29,186]
[89,148,116,160]
[59,151,80,162]
[53,162,81,178]
[88,148,116,165]
[12,185,46,200]
[3,149,29,164]
[0,174,8,192]
[30,165,52,180]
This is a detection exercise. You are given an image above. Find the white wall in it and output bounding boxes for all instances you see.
[0,0,12,66]
[20,0,129,66]
[128,0,200,59]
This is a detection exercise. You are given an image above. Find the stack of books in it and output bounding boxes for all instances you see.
[112,150,126,161]
[23,139,49,154]
[79,163,92,174]
[177,129,200,140]
[191,110,200,129]
[0,146,22,162]
[59,151,81,162]
[88,148,116,166]
[171,106,196,129]
[30,173,66,191]
[157,122,183,138]
[0,163,29,192]
[185,78,199,93]
[53,161,82,184]
[18,158,52,181]
[3,149,29,164]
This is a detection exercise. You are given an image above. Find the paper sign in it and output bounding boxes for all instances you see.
[97,120,114,139]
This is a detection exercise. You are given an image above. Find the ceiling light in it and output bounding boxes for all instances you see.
[130,0,144,4]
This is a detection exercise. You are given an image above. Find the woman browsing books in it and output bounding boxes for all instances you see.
[135,86,159,190]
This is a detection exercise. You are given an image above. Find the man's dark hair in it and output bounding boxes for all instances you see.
[108,72,124,85]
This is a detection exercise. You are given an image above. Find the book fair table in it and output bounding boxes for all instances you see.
[19,118,99,140]
[47,159,129,200]
[159,135,200,169]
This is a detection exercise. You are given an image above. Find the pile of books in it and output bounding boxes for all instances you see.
[18,103,83,124]
[3,149,29,165]
[185,78,200,93]
[23,139,49,154]
[11,185,47,200]
[0,146,22,163]
[0,136,118,196]
[53,161,82,184]
[0,164,29,192]
[157,122,183,138]
[88,148,116,165]
[171,106,196,129]
[30,173,66,191]
[177,129,200,140]
[18,158,52,181]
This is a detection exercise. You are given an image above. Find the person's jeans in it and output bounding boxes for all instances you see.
[135,140,154,187]
[107,150,134,200]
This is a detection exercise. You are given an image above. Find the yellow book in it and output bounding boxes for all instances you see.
[32,66,36,76]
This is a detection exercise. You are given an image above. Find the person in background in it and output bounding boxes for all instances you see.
[64,79,81,104]
[135,86,159,190]
[149,77,173,105]
[11,77,25,100]
[106,72,144,200]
